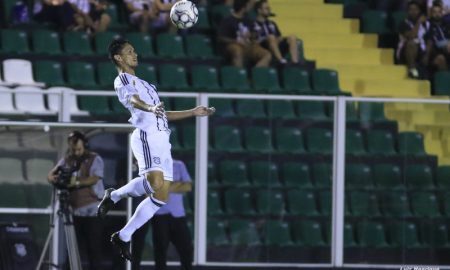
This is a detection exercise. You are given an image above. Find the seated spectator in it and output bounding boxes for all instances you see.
[252,0,299,64]
[424,3,450,71]
[428,0,450,23]
[124,0,178,34]
[396,0,429,78]
[68,0,111,33]
[34,0,77,31]
[217,0,271,68]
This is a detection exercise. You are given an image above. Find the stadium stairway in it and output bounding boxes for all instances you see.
[272,0,450,165]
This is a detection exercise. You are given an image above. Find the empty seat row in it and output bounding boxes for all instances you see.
[0,183,52,208]
[0,157,54,184]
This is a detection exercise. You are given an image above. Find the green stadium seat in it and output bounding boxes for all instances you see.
[256,190,286,215]
[282,67,313,94]
[34,61,65,86]
[169,126,181,150]
[313,163,332,188]
[251,67,282,93]
[229,219,260,245]
[381,192,412,217]
[433,71,450,95]
[220,66,251,92]
[63,32,93,55]
[391,11,407,32]
[191,65,221,92]
[109,97,128,116]
[207,220,229,245]
[173,98,195,110]
[263,221,294,246]
[437,166,450,188]
[344,223,357,247]
[136,63,157,85]
[282,162,312,188]
[159,64,189,91]
[345,163,373,189]
[159,97,172,111]
[1,29,29,54]
[292,220,326,246]
[156,33,185,58]
[266,100,296,119]
[183,195,192,215]
[312,69,347,95]
[236,99,266,118]
[213,125,243,152]
[442,192,450,216]
[195,7,211,30]
[106,3,127,30]
[125,32,155,58]
[319,190,331,216]
[181,125,195,149]
[25,184,52,208]
[78,94,111,115]
[411,192,440,217]
[2,0,16,24]
[32,30,62,55]
[208,191,224,216]
[405,164,434,189]
[244,126,273,152]
[220,160,250,186]
[275,127,306,153]
[209,99,234,117]
[66,61,97,88]
[349,191,380,217]
[207,160,218,186]
[306,128,333,154]
[389,222,421,248]
[420,222,449,247]
[94,31,121,55]
[358,102,388,122]
[97,62,117,88]
[211,4,233,27]
[295,101,328,121]
[250,161,281,187]
[398,132,426,155]
[357,221,388,247]
[346,102,359,122]
[185,34,215,59]
[367,130,396,155]
[287,190,319,216]
[373,164,404,189]
[362,10,389,34]
[0,183,28,207]
[346,130,366,155]
[225,190,255,215]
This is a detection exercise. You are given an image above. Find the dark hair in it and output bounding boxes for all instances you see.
[233,0,250,12]
[254,0,267,11]
[108,38,130,66]
[407,0,421,9]
[68,130,88,148]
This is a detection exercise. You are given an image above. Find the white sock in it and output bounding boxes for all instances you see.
[110,176,153,203]
[118,195,165,242]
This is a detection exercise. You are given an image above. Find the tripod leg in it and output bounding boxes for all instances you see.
[63,214,82,270]
[35,227,54,270]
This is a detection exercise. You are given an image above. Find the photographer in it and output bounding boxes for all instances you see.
[47,131,105,270]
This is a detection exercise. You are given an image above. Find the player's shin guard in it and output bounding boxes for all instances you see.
[110,176,154,203]
[118,195,165,242]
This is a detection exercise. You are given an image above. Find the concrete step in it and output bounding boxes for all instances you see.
[274,18,358,34]
[273,4,343,19]
[307,48,394,66]
[326,64,407,80]
[302,33,378,49]
[340,79,431,97]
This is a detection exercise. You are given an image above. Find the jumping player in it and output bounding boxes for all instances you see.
[98,38,215,261]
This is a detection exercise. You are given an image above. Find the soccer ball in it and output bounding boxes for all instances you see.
[170,0,198,29]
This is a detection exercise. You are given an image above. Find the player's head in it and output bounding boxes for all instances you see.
[67,131,88,158]
[255,0,270,18]
[108,38,138,69]
[430,3,443,21]
[233,0,252,13]
[407,1,421,20]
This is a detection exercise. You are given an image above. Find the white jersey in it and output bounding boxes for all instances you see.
[114,72,169,133]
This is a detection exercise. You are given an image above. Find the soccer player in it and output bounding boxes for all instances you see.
[98,38,215,261]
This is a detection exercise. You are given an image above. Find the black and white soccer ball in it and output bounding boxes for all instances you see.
[170,0,198,29]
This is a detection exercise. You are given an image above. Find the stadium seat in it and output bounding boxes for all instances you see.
[191,65,221,92]
[344,223,357,247]
[22,131,55,151]
[209,99,235,117]
[185,34,215,59]
[156,33,185,58]
[94,31,121,55]
[159,64,189,91]
[433,71,450,95]
[0,131,21,150]
[282,162,313,188]
[287,190,319,216]
[345,163,373,189]
[437,166,450,188]
[420,222,449,247]
[282,67,313,94]
[63,32,93,55]
[15,86,56,115]
[0,183,28,207]
[125,32,155,58]
[236,99,266,118]
[306,128,333,154]
[0,158,24,183]
[357,221,388,247]
[136,63,157,85]
[313,163,332,187]
[398,132,426,155]
[225,189,255,215]
[389,222,421,248]
[391,11,407,32]
[78,94,111,115]
[47,87,89,116]
[318,190,331,216]
[229,219,261,245]
[244,126,273,152]
[210,4,233,27]
[358,102,388,122]
[106,3,127,30]
[181,125,195,149]
[66,61,97,88]
[367,130,396,155]
[312,69,346,95]
[26,184,53,208]
[207,220,229,245]
[169,126,181,151]
[295,101,328,120]
[0,86,22,115]
[263,221,294,246]
[97,62,117,88]
[266,100,296,119]
[213,125,243,152]
[349,191,381,217]
[411,192,440,217]
[1,29,29,54]
[25,158,55,183]
[31,30,62,55]
[173,98,195,110]
[109,97,129,116]
[256,190,286,215]
[219,160,250,186]
[373,164,403,189]
[345,130,366,155]
[220,66,251,92]
[275,127,306,153]
[3,59,45,87]
[251,67,282,93]
[292,220,326,246]
[362,10,389,34]
[250,161,280,187]
[405,164,434,189]
[208,191,224,216]
[34,61,65,87]
[381,191,412,217]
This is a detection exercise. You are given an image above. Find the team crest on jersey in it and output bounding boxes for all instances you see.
[153,157,161,164]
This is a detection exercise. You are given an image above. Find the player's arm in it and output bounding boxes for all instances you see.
[166,106,215,121]
[169,182,192,193]
[130,94,165,117]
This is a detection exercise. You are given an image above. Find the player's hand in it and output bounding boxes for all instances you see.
[149,102,165,118]
[192,106,215,116]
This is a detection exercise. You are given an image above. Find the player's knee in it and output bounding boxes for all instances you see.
[146,173,164,191]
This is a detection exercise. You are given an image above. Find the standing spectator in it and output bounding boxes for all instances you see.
[68,0,111,33]
[217,0,272,68]
[424,3,450,71]
[396,0,429,78]
[131,159,193,270]
[253,0,299,64]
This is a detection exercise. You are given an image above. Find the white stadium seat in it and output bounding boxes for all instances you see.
[0,86,23,115]
[47,87,89,116]
[25,158,55,184]
[3,59,45,87]
[0,157,25,183]
[14,86,56,115]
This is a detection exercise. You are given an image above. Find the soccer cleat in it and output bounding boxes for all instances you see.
[97,188,115,219]
[111,232,132,261]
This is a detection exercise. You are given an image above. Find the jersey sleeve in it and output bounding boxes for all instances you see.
[114,73,138,108]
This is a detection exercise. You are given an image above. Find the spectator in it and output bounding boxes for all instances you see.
[68,0,111,33]
[424,3,450,71]
[253,0,299,64]
[124,0,178,34]
[396,0,429,78]
[217,0,272,68]
[34,0,77,31]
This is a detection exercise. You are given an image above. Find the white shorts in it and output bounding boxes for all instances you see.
[131,128,173,181]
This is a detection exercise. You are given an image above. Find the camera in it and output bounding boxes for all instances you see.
[53,165,78,190]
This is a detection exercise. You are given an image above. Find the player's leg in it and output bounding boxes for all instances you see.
[405,40,420,78]
[247,43,272,67]
[170,216,193,270]
[152,214,171,270]
[265,34,286,63]
[286,35,299,63]
[226,43,245,68]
